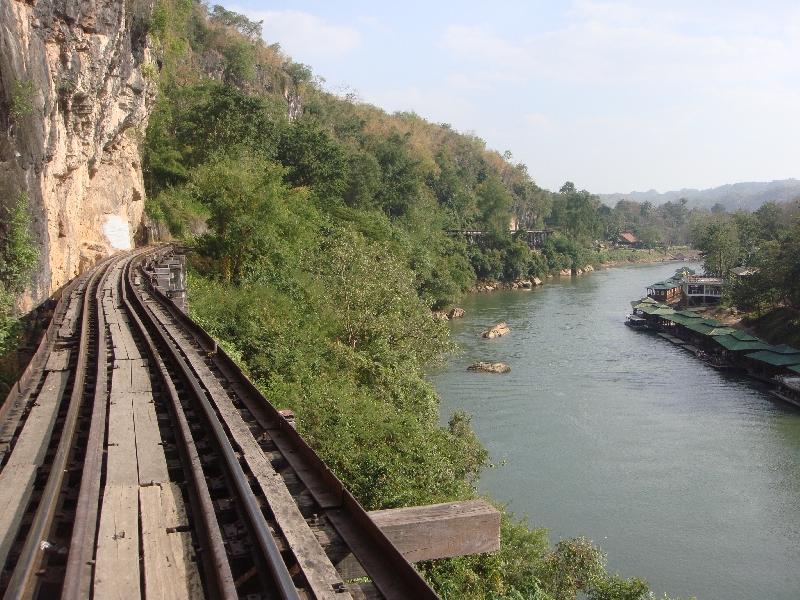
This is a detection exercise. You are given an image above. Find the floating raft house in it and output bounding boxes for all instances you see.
[630,297,800,382]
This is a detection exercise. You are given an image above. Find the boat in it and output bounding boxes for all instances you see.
[706,356,733,370]
[625,314,649,330]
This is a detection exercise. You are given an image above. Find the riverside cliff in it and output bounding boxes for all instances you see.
[0,0,157,308]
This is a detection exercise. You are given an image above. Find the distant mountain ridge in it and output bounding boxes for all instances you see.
[598,179,800,212]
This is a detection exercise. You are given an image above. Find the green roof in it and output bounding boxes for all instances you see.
[729,330,760,342]
[648,279,683,290]
[745,350,800,366]
[687,323,718,334]
[631,297,659,308]
[701,318,725,327]
[669,314,700,326]
[638,304,669,314]
[769,345,800,355]
[706,327,738,336]
[713,335,773,352]
[674,311,704,319]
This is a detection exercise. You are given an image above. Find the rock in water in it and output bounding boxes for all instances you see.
[468,362,511,373]
[449,307,466,319]
[478,322,511,338]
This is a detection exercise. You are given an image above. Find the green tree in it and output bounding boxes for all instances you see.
[476,176,514,233]
[586,575,651,600]
[0,192,40,375]
[695,220,740,277]
[636,226,662,253]
[190,154,308,281]
[540,537,606,600]
[0,193,40,295]
[177,82,284,169]
[277,119,349,205]
[373,132,421,218]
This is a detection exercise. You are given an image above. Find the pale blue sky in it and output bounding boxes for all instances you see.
[225,1,800,194]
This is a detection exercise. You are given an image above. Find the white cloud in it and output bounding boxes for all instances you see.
[440,2,800,86]
[356,16,391,34]
[524,114,558,136]
[233,8,361,58]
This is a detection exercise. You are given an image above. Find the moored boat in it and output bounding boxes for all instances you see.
[625,314,649,329]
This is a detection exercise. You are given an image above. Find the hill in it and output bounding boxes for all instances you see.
[599,179,800,212]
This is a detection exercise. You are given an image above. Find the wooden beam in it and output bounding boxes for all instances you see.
[333,499,500,579]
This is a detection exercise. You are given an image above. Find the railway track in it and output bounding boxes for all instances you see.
[0,246,441,600]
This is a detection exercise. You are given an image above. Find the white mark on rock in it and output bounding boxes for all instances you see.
[103,215,131,249]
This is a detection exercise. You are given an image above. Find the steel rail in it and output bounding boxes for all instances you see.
[126,252,301,600]
[141,247,441,600]
[0,271,87,464]
[119,249,237,600]
[3,258,112,600]
[60,252,139,599]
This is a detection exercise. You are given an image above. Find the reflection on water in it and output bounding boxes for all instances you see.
[429,262,800,600]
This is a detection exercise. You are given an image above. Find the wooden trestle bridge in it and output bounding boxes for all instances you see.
[0,246,498,600]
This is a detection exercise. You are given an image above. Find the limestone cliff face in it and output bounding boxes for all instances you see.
[0,0,157,308]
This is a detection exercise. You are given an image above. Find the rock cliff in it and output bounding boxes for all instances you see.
[0,0,157,308]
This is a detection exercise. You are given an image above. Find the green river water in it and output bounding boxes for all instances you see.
[429,260,800,600]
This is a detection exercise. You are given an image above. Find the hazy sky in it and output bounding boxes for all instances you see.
[225,1,800,194]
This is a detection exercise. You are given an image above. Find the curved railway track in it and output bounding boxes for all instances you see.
[0,246,440,600]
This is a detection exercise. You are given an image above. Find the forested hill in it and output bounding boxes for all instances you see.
[599,179,800,213]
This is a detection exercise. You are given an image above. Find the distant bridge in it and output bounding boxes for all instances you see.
[446,229,554,249]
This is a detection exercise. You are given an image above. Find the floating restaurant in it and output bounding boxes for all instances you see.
[627,267,800,407]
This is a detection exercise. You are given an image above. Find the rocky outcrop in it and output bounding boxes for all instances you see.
[1,0,157,307]
[478,322,510,338]
[448,307,466,319]
[467,362,510,373]
[472,278,543,292]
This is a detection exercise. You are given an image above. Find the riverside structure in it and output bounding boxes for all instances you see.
[630,274,800,407]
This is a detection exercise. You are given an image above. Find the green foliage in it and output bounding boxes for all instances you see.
[222,40,256,85]
[210,4,263,42]
[276,120,349,205]
[417,511,552,599]
[636,226,662,252]
[477,176,513,232]
[191,154,313,281]
[693,220,741,277]
[373,132,422,218]
[10,80,36,123]
[539,537,606,600]
[585,575,651,600]
[0,193,40,296]
[0,192,40,377]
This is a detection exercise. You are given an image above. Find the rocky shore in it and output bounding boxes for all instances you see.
[469,250,701,293]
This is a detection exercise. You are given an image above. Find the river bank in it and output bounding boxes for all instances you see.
[467,248,699,294]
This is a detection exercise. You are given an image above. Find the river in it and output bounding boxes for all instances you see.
[429,261,800,600]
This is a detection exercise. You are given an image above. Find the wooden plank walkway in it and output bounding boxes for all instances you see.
[94,267,199,600]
